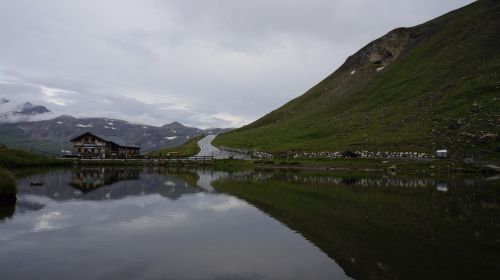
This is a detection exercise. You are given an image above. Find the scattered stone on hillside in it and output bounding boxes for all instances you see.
[254,149,436,160]
[463,158,474,164]
[478,133,497,143]
[387,165,397,171]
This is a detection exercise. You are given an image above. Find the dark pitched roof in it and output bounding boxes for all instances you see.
[70,132,140,148]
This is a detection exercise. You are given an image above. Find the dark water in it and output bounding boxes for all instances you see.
[0,167,499,280]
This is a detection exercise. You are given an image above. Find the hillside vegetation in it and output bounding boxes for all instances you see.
[0,167,16,200]
[215,0,500,161]
[0,147,68,168]
[150,135,204,157]
[0,147,70,201]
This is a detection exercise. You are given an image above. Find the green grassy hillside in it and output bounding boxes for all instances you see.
[0,147,70,201]
[0,147,67,168]
[215,0,500,161]
[150,135,204,157]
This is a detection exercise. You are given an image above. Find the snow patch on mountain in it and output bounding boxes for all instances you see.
[76,124,93,128]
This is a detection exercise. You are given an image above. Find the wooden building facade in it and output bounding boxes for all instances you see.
[71,132,140,157]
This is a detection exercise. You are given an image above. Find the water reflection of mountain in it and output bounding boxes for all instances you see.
[16,168,203,201]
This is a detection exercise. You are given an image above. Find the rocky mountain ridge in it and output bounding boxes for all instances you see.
[0,114,229,154]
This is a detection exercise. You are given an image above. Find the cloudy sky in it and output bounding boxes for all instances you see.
[0,0,473,128]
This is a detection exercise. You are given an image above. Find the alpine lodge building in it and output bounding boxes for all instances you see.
[71,132,140,157]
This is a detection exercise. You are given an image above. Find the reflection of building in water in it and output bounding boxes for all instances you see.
[15,168,203,201]
[70,168,140,192]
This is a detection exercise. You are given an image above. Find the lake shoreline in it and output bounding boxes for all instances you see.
[212,157,487,175]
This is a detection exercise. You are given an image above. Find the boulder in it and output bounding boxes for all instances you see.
[478,133,497,143]
[463,158,474,164]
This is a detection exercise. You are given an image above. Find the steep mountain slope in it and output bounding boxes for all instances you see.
[0,115,221,154]
[215,0,500,160]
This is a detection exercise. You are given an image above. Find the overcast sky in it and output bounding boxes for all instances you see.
[0,0,473,128]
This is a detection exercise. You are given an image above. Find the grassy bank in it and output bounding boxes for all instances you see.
[0,147,69,168]
[71,156,484,174]
[0,167,16,199]
[213,171,500,280]
[150,135,204,157]
[0,147,71,200]
[212,157,481,174]
[269,158,480,173]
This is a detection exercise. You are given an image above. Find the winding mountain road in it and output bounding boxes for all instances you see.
[196,135,250,160]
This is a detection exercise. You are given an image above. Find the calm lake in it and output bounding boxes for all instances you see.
[1,167,499,280]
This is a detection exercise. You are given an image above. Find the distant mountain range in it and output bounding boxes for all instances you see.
[215,0,500,161]
[0,114,229,154]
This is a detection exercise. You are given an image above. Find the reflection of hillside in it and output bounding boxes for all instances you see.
[228,169,442,189]
[214,171,500,280]
[16,200,44,211]
[0,201,15,222]
[16,168,203,201]
[69,168,140,192]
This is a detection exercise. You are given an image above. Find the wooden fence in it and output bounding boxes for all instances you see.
[73,155,215,167]
[77,155,214,162]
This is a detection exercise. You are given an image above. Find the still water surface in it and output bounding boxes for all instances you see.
[0,167,499,280]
